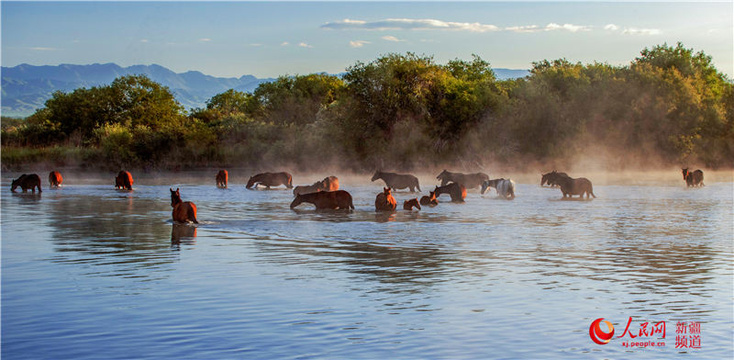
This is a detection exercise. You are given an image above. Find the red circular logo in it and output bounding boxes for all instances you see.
[590,318,615,345]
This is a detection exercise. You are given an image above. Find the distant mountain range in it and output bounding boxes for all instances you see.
[1,63,529,117]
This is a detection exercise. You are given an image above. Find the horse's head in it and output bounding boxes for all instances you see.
[290,194,303,209]
[436,170,449,180]
[10,178,19,192]
[170,188,182,207]
[246,176,256,189]
[383,187,392,196]
[682,168,689,180]
[428,191,436,200]
[480,180,490,195]
[370,171,381,182]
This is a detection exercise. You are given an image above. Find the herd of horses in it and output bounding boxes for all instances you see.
[10,167,706,224]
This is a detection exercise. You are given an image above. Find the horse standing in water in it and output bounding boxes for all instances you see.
[320,176,339,191]
[246,172,293,189]
[11,174,42,193]
[170,188,198,224]
[403,198,421,211]
[375,187,397,211]
[434,183,467,203]
[541,171,568,187]
[481,178,516,200]
[436,170,489,189]
[545,172,596,199]
[290,190,355,210]
[682,168,704,187]
[216,170,228,188]
[115,171,134,190]
[371,171,421,192]
[420,191,438,206]
[48,171,63,188]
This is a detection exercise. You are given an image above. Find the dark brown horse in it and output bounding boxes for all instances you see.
[548,173,596,199]
[682,168,704,187]
[371,171,420,192]
[541,171,569,187]
[170,188,198,224]
[403,198,421,211]
[246,172,293,189]
[48,171,63,188]
[419,191,438,206]
[290,190,355,210]
[115,171,134,190]
[434,183,467,202]
[216,170,228,188]
[375,187,397,211]
[436,170,488,189]
[11,174,42,193]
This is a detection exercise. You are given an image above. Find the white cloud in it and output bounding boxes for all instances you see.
[30,47,58,51]
[381,35,403,42]
[604,24,619,31]
[298,42,313,48]
[349,40,370,48]
[505,25,540,33]
[545,23,591,32]
[623,28,661,36]
[322,18,500,32]
[281,42,290,46]
[199,38,212,42]
[140,39,149,43]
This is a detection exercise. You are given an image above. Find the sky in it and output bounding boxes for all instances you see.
[2,1,732,79]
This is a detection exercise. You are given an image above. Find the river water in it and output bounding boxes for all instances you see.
[2,171,732,359]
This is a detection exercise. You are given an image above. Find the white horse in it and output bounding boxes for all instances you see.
[480,178,516,200]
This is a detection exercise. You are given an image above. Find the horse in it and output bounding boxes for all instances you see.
[419,191,439,206]
[246,172,293,189]
[320,176,339,191]
[115,171,134,190]
[682,168,704,187]
[403,198,421,211]
[293,182,323,196]
[434,183,467,203]
[375,187,397,211]
[216,170,228,188]
[371,171,420,192]
[436,170,489,189]
[11,174,42,193]
[290,190,355,210]
[541,171,569,187]
[550,173,596,199]
[170,188,198,224]
[481,178,516,200]
[48,171,63,188]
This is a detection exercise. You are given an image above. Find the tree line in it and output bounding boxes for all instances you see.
[2,42,732,171]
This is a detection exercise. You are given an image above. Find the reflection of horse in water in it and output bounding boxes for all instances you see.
[371,171,420,192]
[544,172,596,199]
[420,191,438,206]
[436,170,488,189]
[216,170,228,188]
[375,187,397,211]
[115,171,133,190]
[49,171,63,188]
[481,178,516,200]
[682,168,704,187]
[403,198,421,210]
[171,224,197,245]
[246,172,293,189]
[11,174,42,193]
[541,171,568,187]
[434,183,466,202]
[290,190,355,210]
[170,188,199,223]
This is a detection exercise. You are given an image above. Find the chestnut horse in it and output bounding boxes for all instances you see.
[371,171,421,192]
[290,190,355,210]
[115,171,133,190]
[436,170,488,189]
[481,178,516,200]
[546,172,596,199]
[293,176,340,196]
[48,171,63,188]
[216,170,228,188]
[246,172,293,189]
[682,168,704,187]
[320,176,339,191]
[434,183,467,202]
[11,174,42,193]
[170,188,198,224]
[541,171,569,187]
[403,198,421,211]
[419,191,439,206]
[375,187,397,211]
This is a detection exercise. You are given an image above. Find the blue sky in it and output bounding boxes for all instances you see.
[2,1,732,78]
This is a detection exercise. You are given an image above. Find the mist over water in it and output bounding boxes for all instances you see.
[2,171,732,359]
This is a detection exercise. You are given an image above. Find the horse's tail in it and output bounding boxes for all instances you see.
[188,204,199,224]
[416,179,421,193]
[286,173,294,189]
[349,194,355,210]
